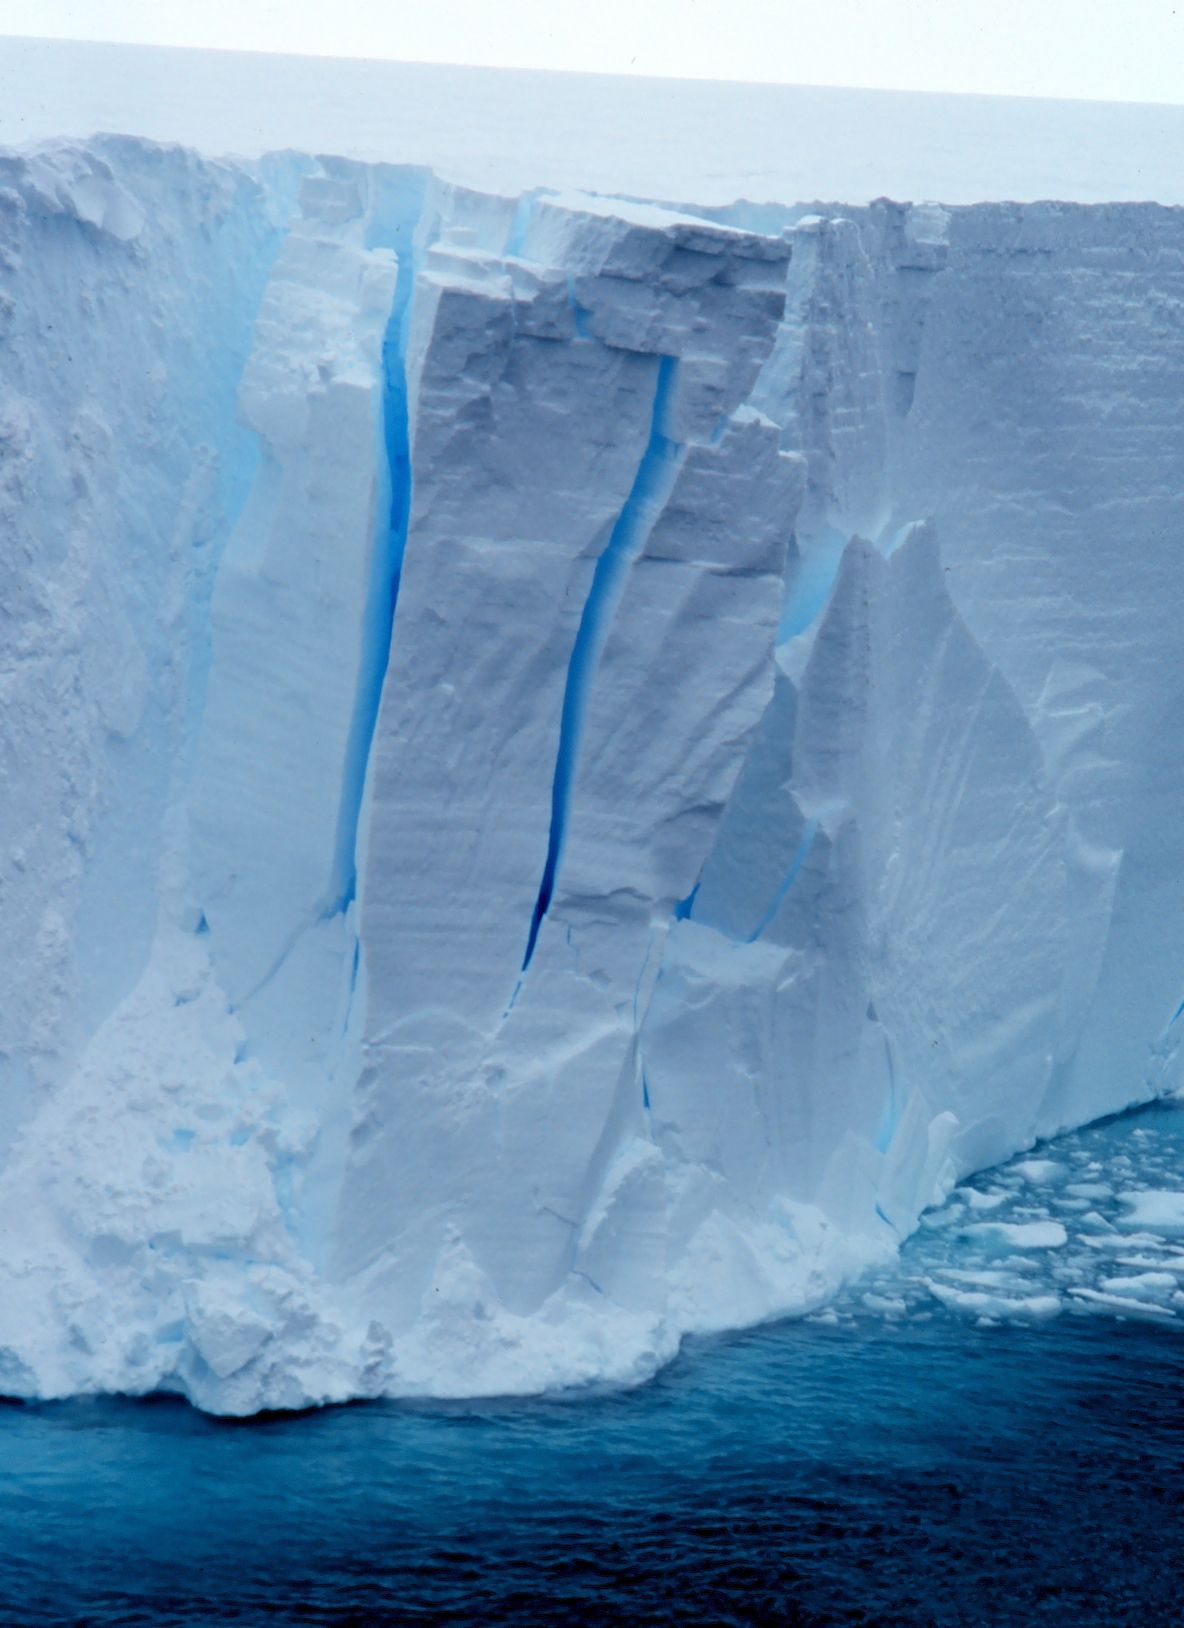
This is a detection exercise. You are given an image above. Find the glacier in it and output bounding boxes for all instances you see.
[1,129,1182,1414]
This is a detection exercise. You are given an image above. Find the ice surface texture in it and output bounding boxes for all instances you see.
[0,137,1182,1413]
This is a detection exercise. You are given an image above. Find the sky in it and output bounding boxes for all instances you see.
[0,0,1180,104]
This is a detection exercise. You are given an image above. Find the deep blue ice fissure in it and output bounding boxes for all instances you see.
[326,254,418,918]
[745,816,820,943]
[521,354,682,972]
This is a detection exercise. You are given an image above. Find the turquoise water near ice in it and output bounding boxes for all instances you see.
[3,1099,1182,1626]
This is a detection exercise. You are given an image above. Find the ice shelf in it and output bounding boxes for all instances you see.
[0,128,1181,1412]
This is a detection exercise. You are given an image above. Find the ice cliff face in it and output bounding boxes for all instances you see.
[1,139,1181,1412]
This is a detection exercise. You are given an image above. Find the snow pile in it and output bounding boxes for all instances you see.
[0,134,1181,1412]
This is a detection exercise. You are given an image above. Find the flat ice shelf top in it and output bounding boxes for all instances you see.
[2,35,1183,207]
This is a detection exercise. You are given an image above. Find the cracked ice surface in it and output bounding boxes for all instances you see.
[0,133,1182,1412]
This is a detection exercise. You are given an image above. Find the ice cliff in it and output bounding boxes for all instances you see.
[1,138,1181,1412]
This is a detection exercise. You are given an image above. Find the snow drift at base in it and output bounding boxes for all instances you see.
[0,139,1182,1412]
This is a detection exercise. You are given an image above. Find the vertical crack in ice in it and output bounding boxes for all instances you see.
[505,188,550,257]
[291,201,432,1260]
[564,274,593,339]
[228,228,420,1031]
[777,526,848,644]
[874,1035,900,1155]
[519,354,683,974]
[633,935,660,1122]
[325,241,418,918]
[672,881,700,921]
[744,816,819,944]
[632,934,655,1030]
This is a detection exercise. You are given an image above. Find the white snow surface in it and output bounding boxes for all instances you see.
[3,37,1184,207]
[0,103,1182,1413]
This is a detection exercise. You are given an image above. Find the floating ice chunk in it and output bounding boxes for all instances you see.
[963,1220,1069,1250]
[1068,1288,1177,1320]
[962,1188,1009,1212]
[1098,1272,1178,1301]
[862,1292,907,1316]
[1082,1230,1162,1251]
[919,1204,966,1232]
[1012,1159,1068,1186]
[934,1268,1034,1291]
[924,1278,1061,1321]
[1117,1191,1184,1238]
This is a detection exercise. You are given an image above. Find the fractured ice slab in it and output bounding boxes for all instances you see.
[0,134,1182,1412]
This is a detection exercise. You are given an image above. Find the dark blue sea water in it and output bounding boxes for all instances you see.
[3,1100,1183,1627]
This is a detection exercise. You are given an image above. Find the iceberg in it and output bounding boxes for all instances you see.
[0,124,1181,1413]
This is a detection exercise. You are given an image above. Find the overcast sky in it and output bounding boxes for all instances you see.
[0,0,1180,104]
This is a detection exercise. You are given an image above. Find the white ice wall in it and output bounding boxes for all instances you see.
[0,139,299,1156]
[884,203,1184,1133]
[189,169,398,1094]
[0,138,1180,1411]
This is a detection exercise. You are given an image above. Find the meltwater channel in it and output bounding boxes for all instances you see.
[3,1096,1182,1627]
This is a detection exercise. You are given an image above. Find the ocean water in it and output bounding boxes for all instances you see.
[3,1099,1182,1627]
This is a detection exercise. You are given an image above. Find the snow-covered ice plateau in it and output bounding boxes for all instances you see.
[0,108,1182,1412]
